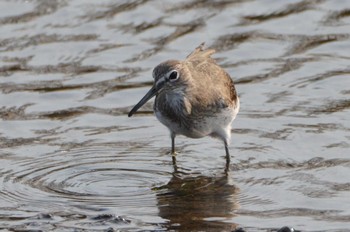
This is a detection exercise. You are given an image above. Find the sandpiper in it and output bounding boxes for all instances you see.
[128,43,239,164]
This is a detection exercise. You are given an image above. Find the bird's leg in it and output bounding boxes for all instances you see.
[170,132,178,172]
[172,155,178,172]
[171,132,176,155]
[224,141,231,172]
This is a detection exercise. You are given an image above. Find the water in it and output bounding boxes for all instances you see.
[0,0,349,231]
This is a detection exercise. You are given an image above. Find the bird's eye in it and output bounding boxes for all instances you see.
[168,70,179,82]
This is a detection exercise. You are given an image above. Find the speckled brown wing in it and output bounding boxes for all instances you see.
[183,44,238,112]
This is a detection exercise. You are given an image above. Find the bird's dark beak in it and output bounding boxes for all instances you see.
[128,86,158,117]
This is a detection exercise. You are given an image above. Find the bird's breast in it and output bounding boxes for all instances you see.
[154,93,237,138]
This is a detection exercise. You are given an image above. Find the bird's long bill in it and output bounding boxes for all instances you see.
[128,86,158,117]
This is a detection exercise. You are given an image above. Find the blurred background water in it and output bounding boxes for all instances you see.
[0,0,350,231]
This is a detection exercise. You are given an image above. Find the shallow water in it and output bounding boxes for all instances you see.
[0,0,350,231]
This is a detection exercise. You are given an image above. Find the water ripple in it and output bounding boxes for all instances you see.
[0,145,170,210]
[1,0,350,230]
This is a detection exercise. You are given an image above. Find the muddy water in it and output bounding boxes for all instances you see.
[0,0,349,231]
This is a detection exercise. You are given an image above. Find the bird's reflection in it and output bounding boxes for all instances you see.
[155,156,240,231]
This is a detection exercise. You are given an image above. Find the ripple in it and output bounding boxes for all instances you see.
[1,0,350,231]
[0,145,170,210]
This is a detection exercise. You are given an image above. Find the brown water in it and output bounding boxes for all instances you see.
[1,0,350,231]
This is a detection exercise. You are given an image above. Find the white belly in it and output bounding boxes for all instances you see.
[155,102,238,140]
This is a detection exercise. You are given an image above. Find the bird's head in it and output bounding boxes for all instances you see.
[128,60,188,117]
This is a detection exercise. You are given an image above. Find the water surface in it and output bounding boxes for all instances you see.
[1,0,350,231]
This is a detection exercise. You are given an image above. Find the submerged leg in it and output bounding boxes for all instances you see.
[170,132,178,172]
[172,154,178,172]
[224,141,230,171]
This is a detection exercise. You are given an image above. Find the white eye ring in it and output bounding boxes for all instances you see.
[168,70,179,82]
